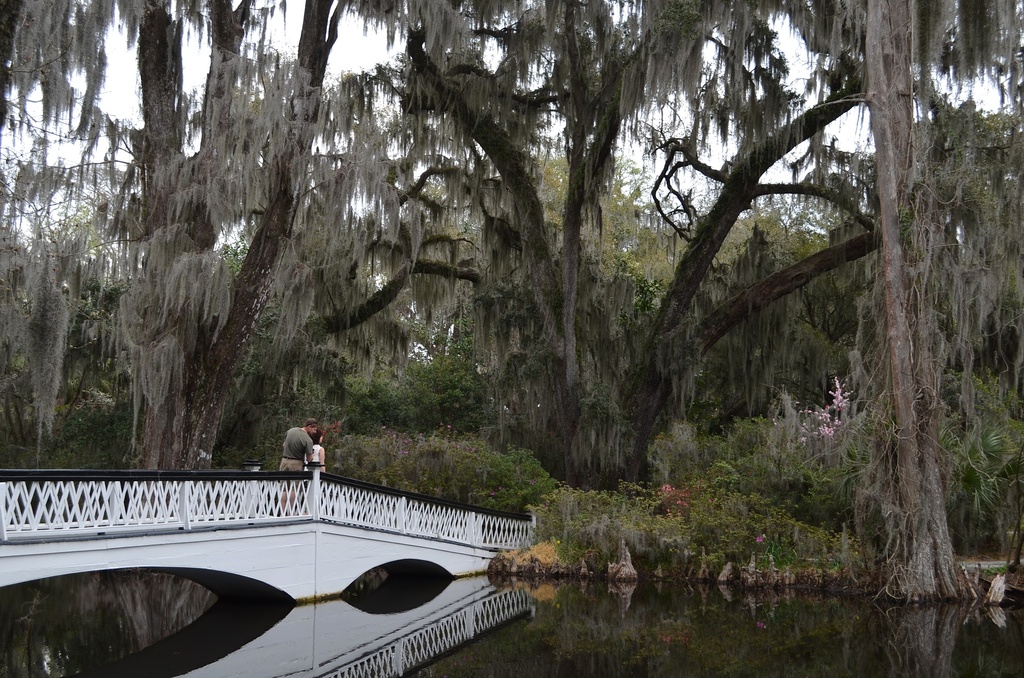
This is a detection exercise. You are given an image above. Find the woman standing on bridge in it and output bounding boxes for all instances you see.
[309,427,327,471]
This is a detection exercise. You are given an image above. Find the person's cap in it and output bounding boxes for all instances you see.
[304,418,318,427]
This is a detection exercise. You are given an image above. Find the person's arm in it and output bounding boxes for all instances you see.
[304,436,315,463]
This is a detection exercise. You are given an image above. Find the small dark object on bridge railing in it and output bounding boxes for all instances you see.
[242,459,262,472]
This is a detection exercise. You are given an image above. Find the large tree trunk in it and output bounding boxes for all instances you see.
[135,0,339,468]
[866,0,963,600]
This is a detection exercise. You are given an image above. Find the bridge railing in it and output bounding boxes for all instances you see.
[0,468,534,550]
[325,587,533,678]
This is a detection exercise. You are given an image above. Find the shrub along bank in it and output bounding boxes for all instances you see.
[490,479,870,593]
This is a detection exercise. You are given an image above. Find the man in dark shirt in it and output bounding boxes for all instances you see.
[280,418,317,471]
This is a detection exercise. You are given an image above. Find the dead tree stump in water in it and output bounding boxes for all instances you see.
[984,573,1006,606]
[718,561,734,584]
[608,538,638,582]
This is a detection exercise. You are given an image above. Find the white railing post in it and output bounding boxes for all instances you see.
[308,464,321,521]
[112,481,124,526]
[398,496,407,534]
[0,481,7,542]
[471,513,481,547]
[464,605,476,638]
[392,638,406,676]
[179,481,192,531]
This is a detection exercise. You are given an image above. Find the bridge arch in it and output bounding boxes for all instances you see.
[153,567,295,602]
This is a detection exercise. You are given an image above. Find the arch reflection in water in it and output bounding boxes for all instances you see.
[88,575,532,678]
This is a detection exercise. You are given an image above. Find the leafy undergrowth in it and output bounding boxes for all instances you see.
[524,480,862,583]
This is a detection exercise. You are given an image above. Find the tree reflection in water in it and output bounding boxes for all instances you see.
[410,580,1024,678]
[0,570,215,677]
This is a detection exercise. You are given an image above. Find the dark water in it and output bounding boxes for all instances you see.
[412,581,1024,677]
[1,572,1022,677]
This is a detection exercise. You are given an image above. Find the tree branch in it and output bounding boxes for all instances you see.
[398,164,459,205]
[413,258,481,284]
[406,28,561,341]
[324,257,480,332]
[325,262,412,332]
[698,230,879,353]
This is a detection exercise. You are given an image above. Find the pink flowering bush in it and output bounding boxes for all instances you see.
[796,378,851,443]
[659,483,692,516]
[770,378,859,463]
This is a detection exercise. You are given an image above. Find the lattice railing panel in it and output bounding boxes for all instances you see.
[405,500,470,542]
[119,481,182,525]
[474,588,533,630]
[401,611,468,669]
[187,479,310,522]
[319,645,397,678]
[478,513,534,549]
[0,480,182,534]
[319,482,402,531]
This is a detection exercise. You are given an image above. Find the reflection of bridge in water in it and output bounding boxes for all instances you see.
[77,576,534,678]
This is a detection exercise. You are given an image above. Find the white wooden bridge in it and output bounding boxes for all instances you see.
[0,466,534,603]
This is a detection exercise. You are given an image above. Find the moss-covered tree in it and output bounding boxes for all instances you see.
[3,1,474,468]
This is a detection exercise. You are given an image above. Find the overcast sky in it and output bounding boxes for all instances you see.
[99,11,393,123]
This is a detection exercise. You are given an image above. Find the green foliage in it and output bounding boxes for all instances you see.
[537,389,873,575]
[330,429,556,513]
[401,355,491,431]
[944,423,1023,553]
[936,372,1024,554]
[46,399,134,469]
[530,475,857,576]
[342,351,492,435]
[656,0,703,38]
[220,239,248,276]
[341,375,407,434]
[0,384,134,470]
[646,409,861,535]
